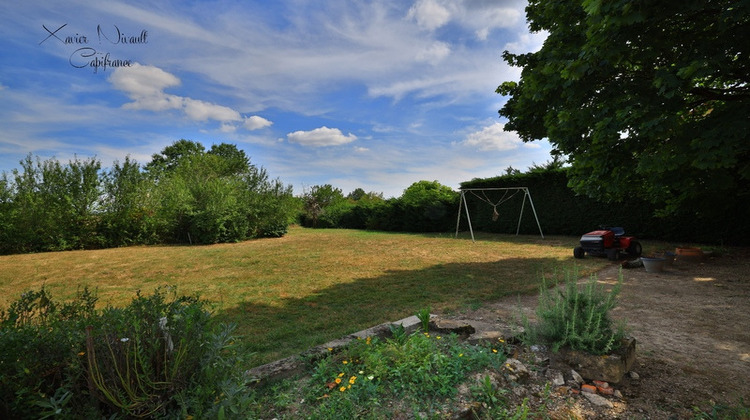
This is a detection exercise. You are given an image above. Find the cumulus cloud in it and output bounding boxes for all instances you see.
[287,126,357,147]
[108,64,181,110]
[183,97,241,122]
[109,63,246,125]
[244,115,273,130]
[407,0,451,30]
[462,122,523,151]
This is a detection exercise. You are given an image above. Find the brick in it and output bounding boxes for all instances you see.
[581,384,598,394]
[593,380,609,388]
[597,385,615,395]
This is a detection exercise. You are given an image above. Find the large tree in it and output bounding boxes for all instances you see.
[498,0,749,217]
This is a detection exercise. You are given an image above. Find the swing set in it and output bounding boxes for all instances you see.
[455,187,544,242]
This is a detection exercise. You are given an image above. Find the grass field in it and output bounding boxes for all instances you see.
[0,226,609,366]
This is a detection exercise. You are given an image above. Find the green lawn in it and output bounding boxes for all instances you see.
[0,226,608,365]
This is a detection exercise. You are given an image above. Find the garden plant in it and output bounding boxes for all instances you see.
[0,287,254,419]
[521,268,626,355]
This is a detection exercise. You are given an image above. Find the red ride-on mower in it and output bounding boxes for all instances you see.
[573,226,642,261]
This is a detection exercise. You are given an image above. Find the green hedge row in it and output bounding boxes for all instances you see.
[459,168,748,245]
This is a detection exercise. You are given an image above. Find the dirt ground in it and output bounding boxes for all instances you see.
[443,249,750,419]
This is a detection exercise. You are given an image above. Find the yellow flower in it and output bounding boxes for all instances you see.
[498,338,505,343]
[458,353,463,357]
[437,336,442,340]
[339,386,346,392]
[342,360,348,365]
[492,349,498,353]
[338,372,345,377]
[349,376,357,384]
[335,378,342,384]
[77,351,85,357]
[328,347,333,352]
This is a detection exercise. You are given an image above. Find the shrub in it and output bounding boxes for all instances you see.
[0,286,253,419]
[0,287,97,418]
[522,268,626,355]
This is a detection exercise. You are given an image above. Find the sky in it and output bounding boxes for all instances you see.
[0,0,551,198]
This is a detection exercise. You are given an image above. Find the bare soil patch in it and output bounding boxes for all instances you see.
[441,250,750,418]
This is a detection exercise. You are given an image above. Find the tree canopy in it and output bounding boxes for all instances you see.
[498,0,749,217]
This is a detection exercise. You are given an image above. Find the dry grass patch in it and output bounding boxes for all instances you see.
[0,226,607,365]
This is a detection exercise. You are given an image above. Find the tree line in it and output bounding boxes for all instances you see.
[0,140,297,254]
[297,180,459,233]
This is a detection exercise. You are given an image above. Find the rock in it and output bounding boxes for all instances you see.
[552,373,565,387]
[614,390,624,400]
[466,330,503,345]
[530,344,547,352]
[551,337,637,384]
[547,369,565,387]
[452,402,482,420]
[571,369,585,385]
[583,392,614,408]
[503,358,530,382]
[246,355,305,387]
[628,371,640,380]
[555,386,571,396]
[390,315,427,335]
[430,318,476,336]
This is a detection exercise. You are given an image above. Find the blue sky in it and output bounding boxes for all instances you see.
[0,0,550,198]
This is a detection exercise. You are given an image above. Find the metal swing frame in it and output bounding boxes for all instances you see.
[455,187,544,242]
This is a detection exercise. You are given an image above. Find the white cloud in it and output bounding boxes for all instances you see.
[461,122,523,151]
[183,98,241,122]
[407,0,451,30]
[109,63,246,126]
[503,31,549,54]
[108,64,180,103]
[415,41,451,64]
[406,0,523,40]
[287,126,358,147]
[92,1,531,108]
[466,6,522,41]
[244,115,273,130]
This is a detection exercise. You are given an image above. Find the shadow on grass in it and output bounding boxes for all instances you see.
[216,257,570,366]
